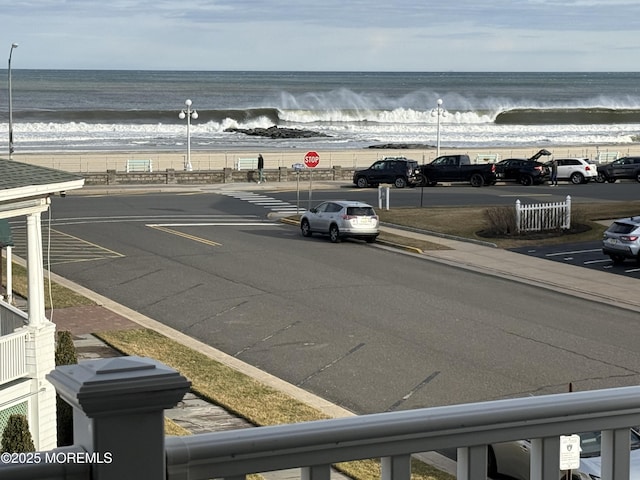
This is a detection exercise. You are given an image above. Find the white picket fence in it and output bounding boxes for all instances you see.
[515,195,571,233]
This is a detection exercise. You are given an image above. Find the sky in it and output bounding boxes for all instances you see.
[3,0,640,71]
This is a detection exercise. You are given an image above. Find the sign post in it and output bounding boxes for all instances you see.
[304,151,320,210]
[292,163,304,215]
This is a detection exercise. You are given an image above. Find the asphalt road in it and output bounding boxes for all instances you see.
[277,179,640,208]
[13,191,640,416]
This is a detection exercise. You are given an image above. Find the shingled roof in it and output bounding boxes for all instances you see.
[0,159,85,204]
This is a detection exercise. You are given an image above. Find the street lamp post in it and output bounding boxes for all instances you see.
[431,98,447,158]
[8,42,18,160]
[178,99,198,171]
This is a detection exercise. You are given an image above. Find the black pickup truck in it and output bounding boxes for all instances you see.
[416,154,497,187]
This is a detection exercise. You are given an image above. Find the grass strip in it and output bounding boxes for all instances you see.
[378,201,640,249]
[96,328,454,480]
[3,262,96,309]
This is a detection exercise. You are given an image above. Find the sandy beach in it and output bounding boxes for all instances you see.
[12,144,638,174]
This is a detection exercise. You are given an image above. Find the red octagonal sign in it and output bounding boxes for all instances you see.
[304,151,320,168]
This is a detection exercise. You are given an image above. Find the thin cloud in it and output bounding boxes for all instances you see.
[4,1,640,70]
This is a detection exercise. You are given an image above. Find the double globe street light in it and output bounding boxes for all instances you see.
[8,42,18,160]
[431,98,446,158]
[178,99,198,171]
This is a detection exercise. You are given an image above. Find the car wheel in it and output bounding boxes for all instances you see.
[356,176,368,188]
[364,236,377,244]
[425,176,438,187]
[610,254,625,265]
[595,173,606,183]
[300,219,312,237]
[418,175,435,187]
[470,173,484,187]
[570,172,584,184]
[636,172,640,183]
[329,224,341,243]
[394,176,407,188]
[520,175,533,186]
[607,177,617,183]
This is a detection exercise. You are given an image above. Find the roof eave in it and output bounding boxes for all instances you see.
[0,178,85,203]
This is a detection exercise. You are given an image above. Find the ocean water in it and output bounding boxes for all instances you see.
[2,70,640,153]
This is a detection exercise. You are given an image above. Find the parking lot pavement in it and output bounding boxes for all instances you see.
[509,241,640,280]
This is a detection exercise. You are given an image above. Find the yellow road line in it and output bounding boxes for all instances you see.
[148,225,222,247]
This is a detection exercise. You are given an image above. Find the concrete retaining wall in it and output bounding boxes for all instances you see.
[82,166,354,186]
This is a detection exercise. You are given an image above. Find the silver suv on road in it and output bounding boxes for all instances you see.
[602,216,640,264]
[300,200,379,243]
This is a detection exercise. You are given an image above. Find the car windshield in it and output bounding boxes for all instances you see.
[580,430,640,458]
[608,222,637,235]
[347,206,375,216]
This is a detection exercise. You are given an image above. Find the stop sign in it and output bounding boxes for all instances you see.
[304,151,320,168]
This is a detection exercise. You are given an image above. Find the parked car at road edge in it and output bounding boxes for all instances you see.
[494,149,552,186]
[602,215,640,264]
[595,156,640,183]
[544,158,597,184]
[415,154,497,187]
[353,157,420,189]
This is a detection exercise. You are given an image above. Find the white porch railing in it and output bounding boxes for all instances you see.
[0,298,28,336]
[0,299,29,386]
[4,357,640,480]
[0,328,29,385]
[516,195,571,233]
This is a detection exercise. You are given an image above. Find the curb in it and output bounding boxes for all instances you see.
[278,217,424,254]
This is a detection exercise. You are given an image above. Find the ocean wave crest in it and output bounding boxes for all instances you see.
[496,108,640,125]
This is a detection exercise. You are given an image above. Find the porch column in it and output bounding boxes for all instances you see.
[23,209,58,450]
[26,211,46,326]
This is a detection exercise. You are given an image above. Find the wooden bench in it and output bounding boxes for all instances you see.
[474,153,500,164]
[126,159,153,172]
[595,151,619,164]
[236,158,259,170]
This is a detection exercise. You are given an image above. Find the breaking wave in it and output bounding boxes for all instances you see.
[496,108,640,125]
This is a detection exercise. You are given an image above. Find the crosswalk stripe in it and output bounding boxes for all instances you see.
[220,191,303,214]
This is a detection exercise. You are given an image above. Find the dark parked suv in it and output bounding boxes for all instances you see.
[494,159,550,186]
[353,157,419,188]
[595,157,640,183]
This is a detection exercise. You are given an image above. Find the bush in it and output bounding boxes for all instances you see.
[1,414,35,453]
[55,330,77,366]
[483,206,517,235]
[55,330,77,446]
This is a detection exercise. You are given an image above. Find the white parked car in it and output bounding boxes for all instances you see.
[300,200,379,243]
[546,158,598,184]
[489,430,640,479]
